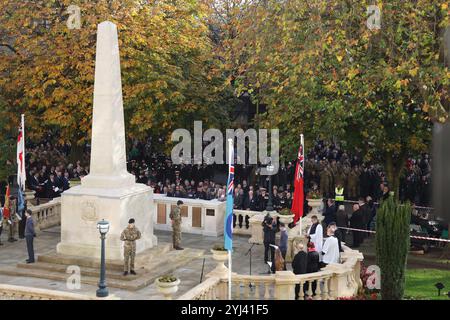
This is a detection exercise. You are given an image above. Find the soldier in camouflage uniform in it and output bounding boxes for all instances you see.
[4,196,18,242]
[347,167,360,200]
[120,218,141,276]
[319,164,330,198]
[334,166,346,193]
[170,200,184,250]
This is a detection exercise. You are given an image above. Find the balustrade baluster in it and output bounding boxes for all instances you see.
[238,213,243,228]
[264,283,270,299]
[314,279,322,300]
[307,281,313,299]
[244,281,250,299]
[298,281,304,300]
[322,278,329,300]
[254,283,260,299]
[235,281,240,299]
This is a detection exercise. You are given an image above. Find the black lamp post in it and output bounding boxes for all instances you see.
[266,164,275,212]
[96,219,110,298]
[435,282,445,296]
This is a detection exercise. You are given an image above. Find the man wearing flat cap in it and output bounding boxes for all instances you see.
[169,200,184,250]
[120,218,141,276]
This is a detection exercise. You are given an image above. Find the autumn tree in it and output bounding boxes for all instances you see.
[0,0,234,159]
[0,98,15,187]
[221,0,449,197]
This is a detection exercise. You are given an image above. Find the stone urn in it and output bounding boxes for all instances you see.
[155,276,180,300]
[208,248,229,277]
[278,213,295,225]
[24,190,36,207]
[307,198,323,216]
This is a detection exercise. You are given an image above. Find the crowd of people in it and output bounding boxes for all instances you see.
[0,136,436,288]
[25,141,89,199]
[19,138,432,213]
[261,212,344,299]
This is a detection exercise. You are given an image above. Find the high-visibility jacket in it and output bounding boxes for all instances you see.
[335,187,344,201]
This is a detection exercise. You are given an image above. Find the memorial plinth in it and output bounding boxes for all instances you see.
[57,21,156,260]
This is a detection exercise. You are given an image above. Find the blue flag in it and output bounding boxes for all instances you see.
[224,147,234,251]
[17,189,25,217]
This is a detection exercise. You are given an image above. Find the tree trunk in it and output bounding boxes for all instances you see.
[385,153,401,201]
[68,141,85,165]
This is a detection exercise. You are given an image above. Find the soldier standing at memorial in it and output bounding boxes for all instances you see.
[3,194,18,243]
[347,166,360,200]
[120,218,141,276]
[170,200,184,250]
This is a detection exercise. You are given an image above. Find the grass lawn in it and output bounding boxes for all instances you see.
[404,269,450,300]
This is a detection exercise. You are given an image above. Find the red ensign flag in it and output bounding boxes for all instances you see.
[291,138,304,223]
[3,185,11,220]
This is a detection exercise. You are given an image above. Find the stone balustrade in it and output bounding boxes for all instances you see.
[178,246,363,300]
[233,209,261,236]
[231,274,276,299]
[0,284,100,300]
[153,195,226,237]
[29,198,61,232]
[177,277,224,300]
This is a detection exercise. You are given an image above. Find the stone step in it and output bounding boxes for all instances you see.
[37,243,172,271]
[0,266,141,290]
[16,262,140,281]
[0,246,205,291]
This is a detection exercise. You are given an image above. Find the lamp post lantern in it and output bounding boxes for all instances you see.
[266,164,275,212]
[96,219,110,298]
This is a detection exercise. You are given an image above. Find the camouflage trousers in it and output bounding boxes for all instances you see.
[2,219,16,239]
[123,243,136,272]
[348,185,358,200]
[172,223,181,248]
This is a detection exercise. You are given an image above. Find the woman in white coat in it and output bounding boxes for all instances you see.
[307,215,323,261]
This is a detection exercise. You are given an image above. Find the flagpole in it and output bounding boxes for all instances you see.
[227,138,233,300]
[299,134,304,237]
[228,249,232,300]
[21,114,25,191]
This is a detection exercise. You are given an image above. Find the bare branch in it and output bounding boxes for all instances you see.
[0,43,19,55]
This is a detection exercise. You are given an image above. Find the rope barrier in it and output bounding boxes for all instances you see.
[338,199,434,210]
[337,226,450,243]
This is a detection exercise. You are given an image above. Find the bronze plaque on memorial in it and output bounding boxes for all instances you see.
[157,203,166,224]
[192,207,202,227]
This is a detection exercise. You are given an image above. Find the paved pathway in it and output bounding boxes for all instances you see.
[0,227,271,299]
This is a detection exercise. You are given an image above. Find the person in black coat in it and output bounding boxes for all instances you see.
[262,214,277,264]
[248,191,259,211]
[62,172,71,191]
[336,205,348,242]
[292,243,307,300]
[28,172,44,198]
[350,204,364,247]
[55,171,65,190]
[258,189,269,211]
[323,199,337,227]
[24,209,36,263]
[358,198,371,239]
[234,189,244,210]
[304,242,320,297]
[45,174,60,199]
